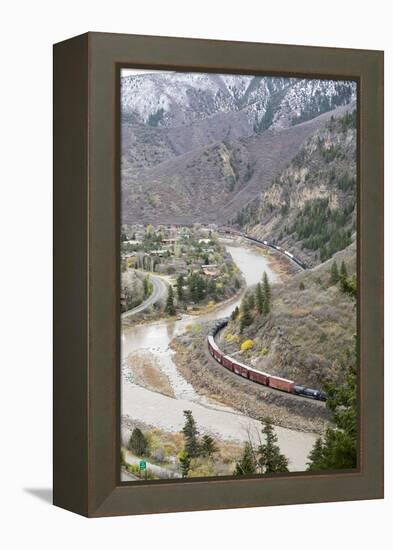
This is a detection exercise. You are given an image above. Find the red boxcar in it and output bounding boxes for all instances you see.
[248,367,269,386]
[232,359,250,378]
[268,375,295,393]
[207,335,222,362]
[222,355,234,371]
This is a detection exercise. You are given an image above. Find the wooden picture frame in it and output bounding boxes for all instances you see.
[53,32,384,517]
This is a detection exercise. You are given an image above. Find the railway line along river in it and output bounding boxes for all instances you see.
[121,238,318,472]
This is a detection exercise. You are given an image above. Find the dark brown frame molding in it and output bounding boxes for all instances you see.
[53,32,384,517]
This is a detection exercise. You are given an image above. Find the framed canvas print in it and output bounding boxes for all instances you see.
[53,32,384,517]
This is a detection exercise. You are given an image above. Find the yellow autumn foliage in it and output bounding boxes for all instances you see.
[241,339,254,351]
[225,333,240,343]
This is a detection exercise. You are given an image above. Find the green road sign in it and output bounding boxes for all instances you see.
[139,460,147,471]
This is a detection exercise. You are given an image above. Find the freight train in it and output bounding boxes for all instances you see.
[241,234,309,270]
[207,319,326,401]
[219,228,308,270]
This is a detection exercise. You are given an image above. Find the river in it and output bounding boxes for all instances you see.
[121,239,317,472]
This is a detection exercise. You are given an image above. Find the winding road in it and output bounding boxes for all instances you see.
[121,243,320,471]
[122,272,168,318]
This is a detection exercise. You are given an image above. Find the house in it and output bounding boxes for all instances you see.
[201,264,219,277]
[123,239,141,246]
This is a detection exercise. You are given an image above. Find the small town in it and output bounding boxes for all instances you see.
[121,224,243,318]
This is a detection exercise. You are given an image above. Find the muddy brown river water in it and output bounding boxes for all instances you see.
[121,239,318,472]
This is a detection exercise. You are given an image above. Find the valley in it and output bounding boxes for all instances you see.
[120,70,358,480]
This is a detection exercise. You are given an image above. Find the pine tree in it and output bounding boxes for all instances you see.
[231,306,240,321]
[189,274,206,303]
[340,274,357,298]
[329,260,340,285]
[234,442,257,475]
[299,281,305,290]
[340,260,348,279]
[165,285,176,316]
[248,293,255,310]
[176,274,184,301]
[307,437,324,470]
[182,410,200,458]
[143,275,150,297]
[128,427,149,456]
[258,418,289,474]
[256,282,264,314]
[207,278,217,299]
[178,450,191,478]
[307,348,357,470]
[240,300,253,333]
[200,435,217,458]
[262,272,271,314]
[196,276,206,302]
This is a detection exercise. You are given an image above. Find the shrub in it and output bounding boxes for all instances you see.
[241,339,254,352]
[128,427,150,457]
[226,333,240,343]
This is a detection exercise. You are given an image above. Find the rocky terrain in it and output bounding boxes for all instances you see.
[120,72,359,462]
[171,322,332,435]
[234,110,357,267]
[121,71,356,225]
[221,243,356,389]
[121,72,355,131]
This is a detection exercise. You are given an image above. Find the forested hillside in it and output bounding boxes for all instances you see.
[219,243,357,389]
[121,71,356,225]
[234,110,357,266]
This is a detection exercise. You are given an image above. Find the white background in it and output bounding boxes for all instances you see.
[1,0,391,547]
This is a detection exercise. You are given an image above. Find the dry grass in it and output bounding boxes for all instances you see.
[222,244,357,388]
[127,351,175,398]
[171,337,330,435]
[123,421,244,477]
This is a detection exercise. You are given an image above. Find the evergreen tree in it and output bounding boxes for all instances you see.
[165,285,176,316]
[176,274,184,301]
[182,410,200,458]
[234,442,257,475]
[307,348,357,470]
[262,272,271,314]
[258,418,289,473]
[189,273,206,303]
[330,260,340,285]
[231,306,240,321]
[299,281,305,290]
[256,282,264,314]
[307,437,324,470]
[196,276,206,301]
[248,293,255,310]
[340,274,357,298]
[207,278,217,299]
[143,275,150,297]
[128,427,149,456]
[340,260,348,280]
[178,450,191,478]
[200,435,217,458]
[240,300,253,333]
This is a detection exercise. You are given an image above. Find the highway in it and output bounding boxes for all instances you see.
[122,272,168,318]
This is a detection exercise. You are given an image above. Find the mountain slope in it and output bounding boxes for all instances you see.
[121,103,355,225]
[121,72,355,131]
[235,108,357,266]
[121,108,255,172]
[220,243,356,389]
